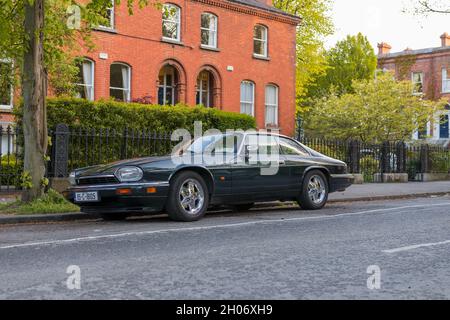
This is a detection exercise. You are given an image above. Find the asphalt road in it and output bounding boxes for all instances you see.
[0,196,449,300]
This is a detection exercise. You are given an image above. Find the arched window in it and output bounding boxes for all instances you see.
[254,25,268,57]
[240,81,254,116]
[265,85,278,127]
[162,4,181,41]
[110,63,131,102]
[75,59,95,101]
[158,65,179,105]
[201,13,217,48]
[196,70,214,107]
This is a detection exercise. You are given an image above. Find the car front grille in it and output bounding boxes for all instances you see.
[77,176,119,186]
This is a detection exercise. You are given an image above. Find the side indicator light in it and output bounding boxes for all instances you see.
[116,188,132,195]
[146,187,157,194]
[219,176,226,181]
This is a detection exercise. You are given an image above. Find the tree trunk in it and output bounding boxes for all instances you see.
[22,0,48,202]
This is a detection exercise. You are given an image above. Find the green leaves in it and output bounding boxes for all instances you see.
[306,73,447,143]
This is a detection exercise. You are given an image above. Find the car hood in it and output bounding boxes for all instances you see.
[77,156,172,177]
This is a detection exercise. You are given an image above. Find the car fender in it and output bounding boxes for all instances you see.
[301,166,331,187]
[169,165,216,195]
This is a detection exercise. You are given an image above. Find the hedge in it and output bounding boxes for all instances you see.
[16,98,256,133]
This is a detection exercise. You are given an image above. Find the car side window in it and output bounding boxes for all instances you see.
[244,135,281,156]
[279,137,310,156]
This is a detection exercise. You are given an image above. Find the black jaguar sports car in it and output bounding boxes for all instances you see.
[64,132,353,222]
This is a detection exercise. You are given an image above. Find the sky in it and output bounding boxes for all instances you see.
[325,0,449,52]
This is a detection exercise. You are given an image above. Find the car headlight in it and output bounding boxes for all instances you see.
[115,166,143,182]
[69,171,77,186]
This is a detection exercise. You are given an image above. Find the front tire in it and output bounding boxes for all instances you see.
[166,171,209,222]
[298,170,329,210]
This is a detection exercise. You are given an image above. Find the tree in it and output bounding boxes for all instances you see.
[0,0,153,201]
[308,33,378,99]
[305,73,447,143]
[412,0,450,14]
[273,0,334,105]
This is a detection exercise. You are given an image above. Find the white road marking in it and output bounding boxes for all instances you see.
[1,202,449,250]
[383,240,450,254]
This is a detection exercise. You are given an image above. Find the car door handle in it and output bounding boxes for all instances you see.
[278,160,286,165]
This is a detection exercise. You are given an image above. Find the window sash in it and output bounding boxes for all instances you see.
[162,5,180,41]
[0,59,13,109]
[99,0,114,29]
[110,64,130,102]
[443,69,450,93]
[75,60,94,101]
[265,86,278,126]
[412,72,423,94]
[253,26,267,56]
[240,82,254,116]
[201,14,217,47]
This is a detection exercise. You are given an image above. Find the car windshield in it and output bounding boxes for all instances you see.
[185,133,243,154]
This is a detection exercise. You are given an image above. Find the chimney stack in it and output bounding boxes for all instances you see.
[377,42,392,55]
[441,32,450,47]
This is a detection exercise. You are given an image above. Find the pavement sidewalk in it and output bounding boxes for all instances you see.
[0,181,449,225]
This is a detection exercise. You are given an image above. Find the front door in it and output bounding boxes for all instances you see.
[231,134,291,201]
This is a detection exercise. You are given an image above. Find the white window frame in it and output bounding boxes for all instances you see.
[109,62,131,102]
[442,68,450,93]
[196,71,211,107]
[265,85,278,127]
[253,25,268,58]
[411,72,424,95]
[240,81,255,117]
[98,0,115,30]
[0,58,13,110]
[75,59,95,101]
[200,13,217,48]
[162,4,181,42]
[158,66,176,105]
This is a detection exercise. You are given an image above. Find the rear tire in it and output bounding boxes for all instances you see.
[166,171,209,222]
[99,212,129,221]
[298,170,328,210]
[233,203,255,212]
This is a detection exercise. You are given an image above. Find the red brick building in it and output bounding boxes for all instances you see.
[377,33,450,143]
[35,0,298,136]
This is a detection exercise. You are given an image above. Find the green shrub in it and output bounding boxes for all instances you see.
[359,156,379,183]
[429,151,450,173]
[15,98,256,133]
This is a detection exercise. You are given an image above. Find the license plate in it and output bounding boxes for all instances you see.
[75,191,99,203]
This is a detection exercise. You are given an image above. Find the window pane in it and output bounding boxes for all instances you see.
[163,21,178,39]
[110,88,126,101]
[254,40,264,55]
[254,26,264,40]
[0,62,12,106]
[279,138,308,156]
[201,14,211,29]
[201,30,210,45]
[266,86,277,104]
[110,64,125,89]
[163,5,179,22]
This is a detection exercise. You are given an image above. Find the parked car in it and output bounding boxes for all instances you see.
[64,132,353,222]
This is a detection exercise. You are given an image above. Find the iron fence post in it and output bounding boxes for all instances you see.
[348,140,360,174]
[420,144,429,174]
[396,141,407,173]
[51,124,70,178]
[121,127,129,159]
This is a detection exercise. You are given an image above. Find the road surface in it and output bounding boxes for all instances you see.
[0,196,449,299]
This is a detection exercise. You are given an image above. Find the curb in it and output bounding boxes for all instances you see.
[0,212,98,225]
[0,192,448,225]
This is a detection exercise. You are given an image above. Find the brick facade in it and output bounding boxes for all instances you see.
[378,33,450,142]
[70,0,299,135]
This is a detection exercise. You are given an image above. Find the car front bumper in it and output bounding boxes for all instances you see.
[63,181,170,214]
[329,174,354,193]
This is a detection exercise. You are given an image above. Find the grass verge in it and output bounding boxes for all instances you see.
[0,189,80,215]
